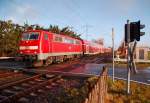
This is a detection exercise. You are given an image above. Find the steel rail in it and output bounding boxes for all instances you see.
[0,74,42,90]
[0,75,59,103]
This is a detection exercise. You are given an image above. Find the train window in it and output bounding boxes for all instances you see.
[64,38,67,43]
[22,33,29,40]
[55,36,62,42]
[30,33,39,40]
[22,32,39,40]
[75,40,80,45]
[64,38,74,44]
[44,34,48,40]
[71,40,74,44]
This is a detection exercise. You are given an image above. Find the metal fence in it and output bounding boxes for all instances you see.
[83,66,108,103]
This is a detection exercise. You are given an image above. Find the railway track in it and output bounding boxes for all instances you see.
[0,70,11,75]
[0,72,21,78]
[0,74,28,86]
[0,70,30,86]
[0,55,107,102]
[0,73,60,103]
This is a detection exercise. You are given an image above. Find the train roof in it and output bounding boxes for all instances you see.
[24,30,103,46]
[24,29,82,41]
[82,40,103,46]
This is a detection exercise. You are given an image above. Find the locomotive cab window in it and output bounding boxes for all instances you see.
[22,33,29,40]
[22,32,39,40]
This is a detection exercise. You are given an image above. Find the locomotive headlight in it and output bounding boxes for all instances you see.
[19,46,26,50]
[19,46,38,50]
[28,46,38,50]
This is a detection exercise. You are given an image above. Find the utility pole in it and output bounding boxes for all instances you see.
[85,25,88,40]
[112,28,115,82]
[127,20,131,94]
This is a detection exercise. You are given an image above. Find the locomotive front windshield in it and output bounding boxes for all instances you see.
[22,32,39,40]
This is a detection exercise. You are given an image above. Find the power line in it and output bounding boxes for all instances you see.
[62,0,93,37]
[82,24,93,40]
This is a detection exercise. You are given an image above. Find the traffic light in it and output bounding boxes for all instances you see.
[125,24,135,42]
[134,21,145,41]
[125,20,145,42]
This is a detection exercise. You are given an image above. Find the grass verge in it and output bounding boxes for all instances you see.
[107,78,150,103]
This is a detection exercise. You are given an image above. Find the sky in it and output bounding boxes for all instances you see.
[0,0,150,48]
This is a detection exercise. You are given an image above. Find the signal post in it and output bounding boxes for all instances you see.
[125,20,145,94]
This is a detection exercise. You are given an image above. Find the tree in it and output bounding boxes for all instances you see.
[48,25,81,39]
[48,25,60,34]
[0,20,81,56]
[0,20,23,56]
[92,38,104,45]
[61,26,81,39]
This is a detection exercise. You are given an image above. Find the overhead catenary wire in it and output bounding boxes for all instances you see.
[61,0,93,38]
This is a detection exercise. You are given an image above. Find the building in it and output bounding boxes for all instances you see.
[135,46,150,60]
[116,41,150,60]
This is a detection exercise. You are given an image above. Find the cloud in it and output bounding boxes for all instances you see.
[16,4,38,19]
[6,2,39,25]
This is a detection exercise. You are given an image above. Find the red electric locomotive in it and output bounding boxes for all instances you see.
[19,30,103,66]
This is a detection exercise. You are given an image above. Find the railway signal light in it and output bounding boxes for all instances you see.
[125,24,134,42]
[125,20,145,94]
[125,20,145,42]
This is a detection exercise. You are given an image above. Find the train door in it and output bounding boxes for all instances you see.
[148,51,150,60]
[86,44,89,54]
[42,33,50,53]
